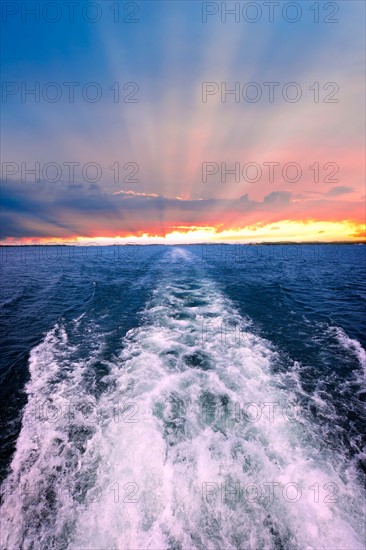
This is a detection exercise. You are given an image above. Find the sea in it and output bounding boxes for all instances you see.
[0,244,365,550]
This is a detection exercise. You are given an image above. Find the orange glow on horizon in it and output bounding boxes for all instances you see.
[1,220,365,246]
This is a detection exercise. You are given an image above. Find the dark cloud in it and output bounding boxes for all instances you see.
[326,186,354,197]
[67,183,83,190]
[263,191,292,204]
[0,180,362,240]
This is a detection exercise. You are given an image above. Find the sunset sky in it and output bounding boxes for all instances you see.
[1,0,365,243]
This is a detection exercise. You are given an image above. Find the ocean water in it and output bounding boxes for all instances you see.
[0,244,365,550]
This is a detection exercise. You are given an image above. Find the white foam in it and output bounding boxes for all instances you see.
[332,325,366,375]
[1,248,365,550]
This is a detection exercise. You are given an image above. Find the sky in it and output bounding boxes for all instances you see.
[1,0,365,244]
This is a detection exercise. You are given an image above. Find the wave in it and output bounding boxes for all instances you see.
[1,248,365,550]
[331,325,366,376]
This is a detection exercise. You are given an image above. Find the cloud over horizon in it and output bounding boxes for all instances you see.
[1,179,364,241]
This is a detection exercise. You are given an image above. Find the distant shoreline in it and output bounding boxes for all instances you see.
[0,242,365,247]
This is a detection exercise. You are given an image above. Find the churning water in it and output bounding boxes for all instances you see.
[0,245,365,549]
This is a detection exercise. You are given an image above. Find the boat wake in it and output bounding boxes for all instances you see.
[1,248,365,549]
